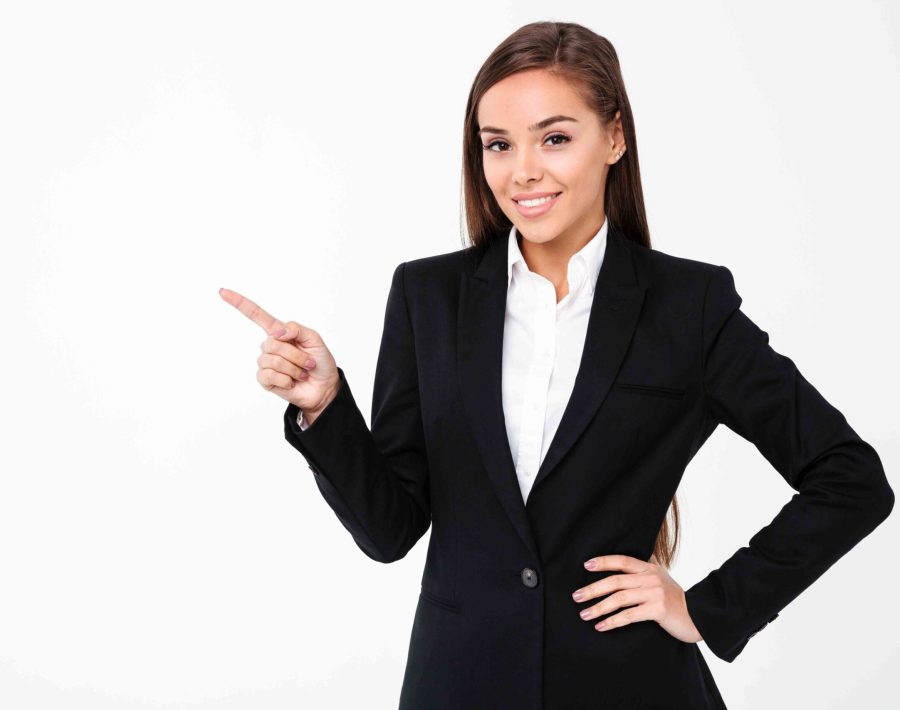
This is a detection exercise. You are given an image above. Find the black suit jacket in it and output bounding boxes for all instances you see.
[283,223,894,709]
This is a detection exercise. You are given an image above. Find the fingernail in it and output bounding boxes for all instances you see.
[305,359,316,368]
[584,560,596,570]
[572,590,584,601]
[272,328,286,337]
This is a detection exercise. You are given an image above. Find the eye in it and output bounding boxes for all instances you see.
[481,133,572,152]
[482,139,510,152]
[545,133,571,146]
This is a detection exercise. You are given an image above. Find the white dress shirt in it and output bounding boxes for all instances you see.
[298,217,609,506]
[502,217,608,503]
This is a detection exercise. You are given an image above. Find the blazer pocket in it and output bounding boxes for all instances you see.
[613,382,686,400]
[419,587,462,614]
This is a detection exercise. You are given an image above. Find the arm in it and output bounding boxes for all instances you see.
[684,265,894,662]
[282,261,431,563]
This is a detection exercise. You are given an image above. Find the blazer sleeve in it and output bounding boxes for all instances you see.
[684,265,894,663]
[282,261,431,564]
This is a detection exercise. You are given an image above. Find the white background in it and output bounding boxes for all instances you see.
[2,1,898,708]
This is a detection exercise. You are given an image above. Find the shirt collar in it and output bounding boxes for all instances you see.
[506,215,608,296]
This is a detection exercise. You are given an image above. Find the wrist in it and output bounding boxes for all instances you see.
[302,378,341,426]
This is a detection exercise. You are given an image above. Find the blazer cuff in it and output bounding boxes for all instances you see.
[684,575,780,663]
[284,367,353,473]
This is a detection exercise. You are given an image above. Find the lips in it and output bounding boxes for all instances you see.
[513,191,563,218]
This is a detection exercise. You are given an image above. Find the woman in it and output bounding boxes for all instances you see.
[220,21,894,710]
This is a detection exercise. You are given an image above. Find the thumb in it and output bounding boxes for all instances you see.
[274,320,312,344]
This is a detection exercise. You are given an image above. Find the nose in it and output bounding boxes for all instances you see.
[514,146,543,184]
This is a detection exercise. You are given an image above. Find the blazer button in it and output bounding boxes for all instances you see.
[520,568,539,588]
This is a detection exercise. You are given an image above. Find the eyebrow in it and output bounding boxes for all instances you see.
[478,115,578,135]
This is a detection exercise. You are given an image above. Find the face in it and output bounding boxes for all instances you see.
[477,68,625,252]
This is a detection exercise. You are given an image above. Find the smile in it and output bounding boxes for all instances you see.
[515,193,561,206]
[513,192,562,218]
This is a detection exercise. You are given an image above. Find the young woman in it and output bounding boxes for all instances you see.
[221,21,894,710]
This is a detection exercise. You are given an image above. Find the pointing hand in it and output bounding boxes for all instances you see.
[219,287,340,419]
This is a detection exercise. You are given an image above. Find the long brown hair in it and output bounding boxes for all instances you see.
[459,21,681,568]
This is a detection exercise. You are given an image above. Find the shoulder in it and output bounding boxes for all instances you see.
[405,244,480,273]
[620,236,740,318]
[624,237,722,285]
[395,244,481,292]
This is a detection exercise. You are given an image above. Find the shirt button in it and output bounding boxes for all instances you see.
[521,568,539,588]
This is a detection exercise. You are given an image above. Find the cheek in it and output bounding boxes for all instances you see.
[560,158,604,202]
[482,160,505,196]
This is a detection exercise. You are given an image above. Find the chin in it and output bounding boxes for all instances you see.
[517,228,557,245]
[519,217,569,241]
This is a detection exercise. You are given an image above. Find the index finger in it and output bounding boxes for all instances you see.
[219,287,284,334]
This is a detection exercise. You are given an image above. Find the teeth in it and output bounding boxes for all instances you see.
[518,193,559,207]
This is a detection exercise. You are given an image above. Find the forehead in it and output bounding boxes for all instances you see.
[477,69,589,128]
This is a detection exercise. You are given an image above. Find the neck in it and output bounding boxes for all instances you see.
[517,210,606,293]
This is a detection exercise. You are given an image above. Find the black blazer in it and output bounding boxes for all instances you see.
[283,223,894,710]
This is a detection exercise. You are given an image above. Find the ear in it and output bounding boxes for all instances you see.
[611,110,625,147]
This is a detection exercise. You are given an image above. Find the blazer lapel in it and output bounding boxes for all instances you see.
[527,225,646,505]
[457,222,646,560]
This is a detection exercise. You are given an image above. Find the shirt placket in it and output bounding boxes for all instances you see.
[515,275,557,479]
